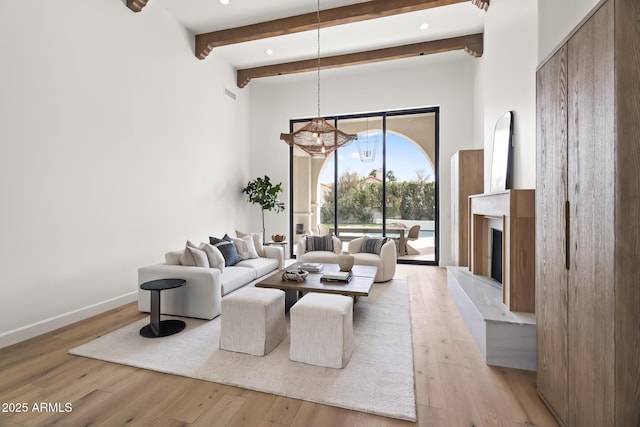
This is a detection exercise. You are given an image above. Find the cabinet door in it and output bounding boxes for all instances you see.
[536,44,569,425]
[567,1,615,425]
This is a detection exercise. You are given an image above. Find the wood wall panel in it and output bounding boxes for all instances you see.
[535,44,569,425]
[451,149,483,266]
[614,0,640,425]
[567,2,615,425]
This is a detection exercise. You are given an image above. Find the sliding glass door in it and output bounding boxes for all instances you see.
[290,107,438,264]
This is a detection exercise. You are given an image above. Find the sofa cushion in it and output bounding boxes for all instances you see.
[210,236,240,266]
[221,266,257,295]
[200,243,225,272]
[361,237,390,254]
[180,243,210,267]
[236,257,279,277]
[236,230,265,257]
[306,235,333,252]
[299,251,339,264]
[352,252,382,266]
[232,235,259,260]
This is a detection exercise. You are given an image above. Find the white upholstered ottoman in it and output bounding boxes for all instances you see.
[289,293,354,368]
[220,287,285,356]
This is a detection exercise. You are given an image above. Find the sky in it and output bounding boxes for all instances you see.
[319,132,434,184]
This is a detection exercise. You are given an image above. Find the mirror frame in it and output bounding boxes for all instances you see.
[489,111,514,192]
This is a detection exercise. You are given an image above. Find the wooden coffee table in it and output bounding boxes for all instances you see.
[255,263,377,311]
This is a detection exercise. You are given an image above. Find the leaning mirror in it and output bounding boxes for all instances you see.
[489,111,514,192]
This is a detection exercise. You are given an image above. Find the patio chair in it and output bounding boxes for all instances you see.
[405,225,421,255]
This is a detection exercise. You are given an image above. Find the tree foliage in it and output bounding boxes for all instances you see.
[321,171,435,223]
[242,175,284,212]
[242,176,284,240]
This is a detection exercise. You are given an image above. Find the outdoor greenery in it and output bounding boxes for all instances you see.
[321,170,435,224]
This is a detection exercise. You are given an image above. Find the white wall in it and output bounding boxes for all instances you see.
[249,53,480,266]
[0,0,251,346]
[480,0,538,191]
[538,0,600,63]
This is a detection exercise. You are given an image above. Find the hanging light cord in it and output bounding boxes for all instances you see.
[316,0,321,118]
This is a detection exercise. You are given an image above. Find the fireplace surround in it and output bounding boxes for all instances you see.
[468,189,535,312]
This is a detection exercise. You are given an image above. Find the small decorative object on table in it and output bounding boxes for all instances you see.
[338,251,355,272]
[272,234,286,242]
[283,268,309,283]
[321,271,353,283]
[300,262,324,272]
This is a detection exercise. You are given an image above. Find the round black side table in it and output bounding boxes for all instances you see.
[139,278,186,338]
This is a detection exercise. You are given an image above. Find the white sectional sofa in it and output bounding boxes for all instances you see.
[138,245,283,320]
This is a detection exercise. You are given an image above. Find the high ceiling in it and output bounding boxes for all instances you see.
[142,0,486,85]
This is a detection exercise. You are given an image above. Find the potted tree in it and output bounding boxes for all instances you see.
[242,176,285,243]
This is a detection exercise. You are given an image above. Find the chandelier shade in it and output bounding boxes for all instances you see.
[357,135,378,162]
[280,118,357,156]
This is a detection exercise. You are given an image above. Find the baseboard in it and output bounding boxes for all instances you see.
[0,291,138,349]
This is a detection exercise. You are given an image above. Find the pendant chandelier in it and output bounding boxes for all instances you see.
[280,0,357,157]
[357,117,378,162]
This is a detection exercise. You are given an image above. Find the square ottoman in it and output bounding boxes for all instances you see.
[220,287,285,356]
[290,293,354,368]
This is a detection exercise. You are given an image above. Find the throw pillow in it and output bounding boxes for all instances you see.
[361,237,389,255]
[164,250,183,265]
[236,230,265,257]
[209,236,240,266]
[232,235,259,260]
[306,235,333,252]
[199,243,226,272]
[179,242,210,267]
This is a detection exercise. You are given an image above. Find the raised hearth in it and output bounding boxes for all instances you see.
[447,266,536,371]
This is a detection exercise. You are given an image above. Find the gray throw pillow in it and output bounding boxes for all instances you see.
[306,235,333,252]
[361,237,389,255]
[209,236,241,266]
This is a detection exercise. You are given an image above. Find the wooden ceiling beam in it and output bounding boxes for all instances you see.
[196,0,478,60]
[126,0,150,13]
[236,33,483,88]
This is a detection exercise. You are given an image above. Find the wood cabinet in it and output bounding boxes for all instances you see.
[450,149,483,266]
[535,1,640,426]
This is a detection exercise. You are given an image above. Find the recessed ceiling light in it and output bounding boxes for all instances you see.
[420,23,429,30]
[220,0,229,4]
[266,49,274,55]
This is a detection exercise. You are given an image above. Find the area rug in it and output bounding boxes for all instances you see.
[69,280,416,421]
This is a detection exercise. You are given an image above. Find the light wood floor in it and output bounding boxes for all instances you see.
[0,265,558,426]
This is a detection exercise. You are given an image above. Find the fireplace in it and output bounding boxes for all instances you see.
[490,229,503,285]
[469,190,535,312]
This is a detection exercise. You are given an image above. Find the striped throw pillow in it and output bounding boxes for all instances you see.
[306,235,333,252]
[361,237,389,254]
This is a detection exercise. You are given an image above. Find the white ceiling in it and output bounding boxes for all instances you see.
[155,0,485,73]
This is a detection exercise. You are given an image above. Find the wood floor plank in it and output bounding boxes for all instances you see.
[501,367,559,426]
[416,404,451,427]
[263,396,303,426]
[192,393,248,426]
[162,379,232,424]
[0,265,557,426]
